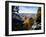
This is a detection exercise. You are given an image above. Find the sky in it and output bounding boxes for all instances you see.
[19,6,38,14]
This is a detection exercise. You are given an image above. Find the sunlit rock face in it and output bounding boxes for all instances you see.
[22,16,34,30]
[23,16,30,30]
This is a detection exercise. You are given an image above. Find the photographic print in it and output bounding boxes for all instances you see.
[5,1,45,36]
[12,6,41,31]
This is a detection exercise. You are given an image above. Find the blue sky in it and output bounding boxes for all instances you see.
[19,6,38,14]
